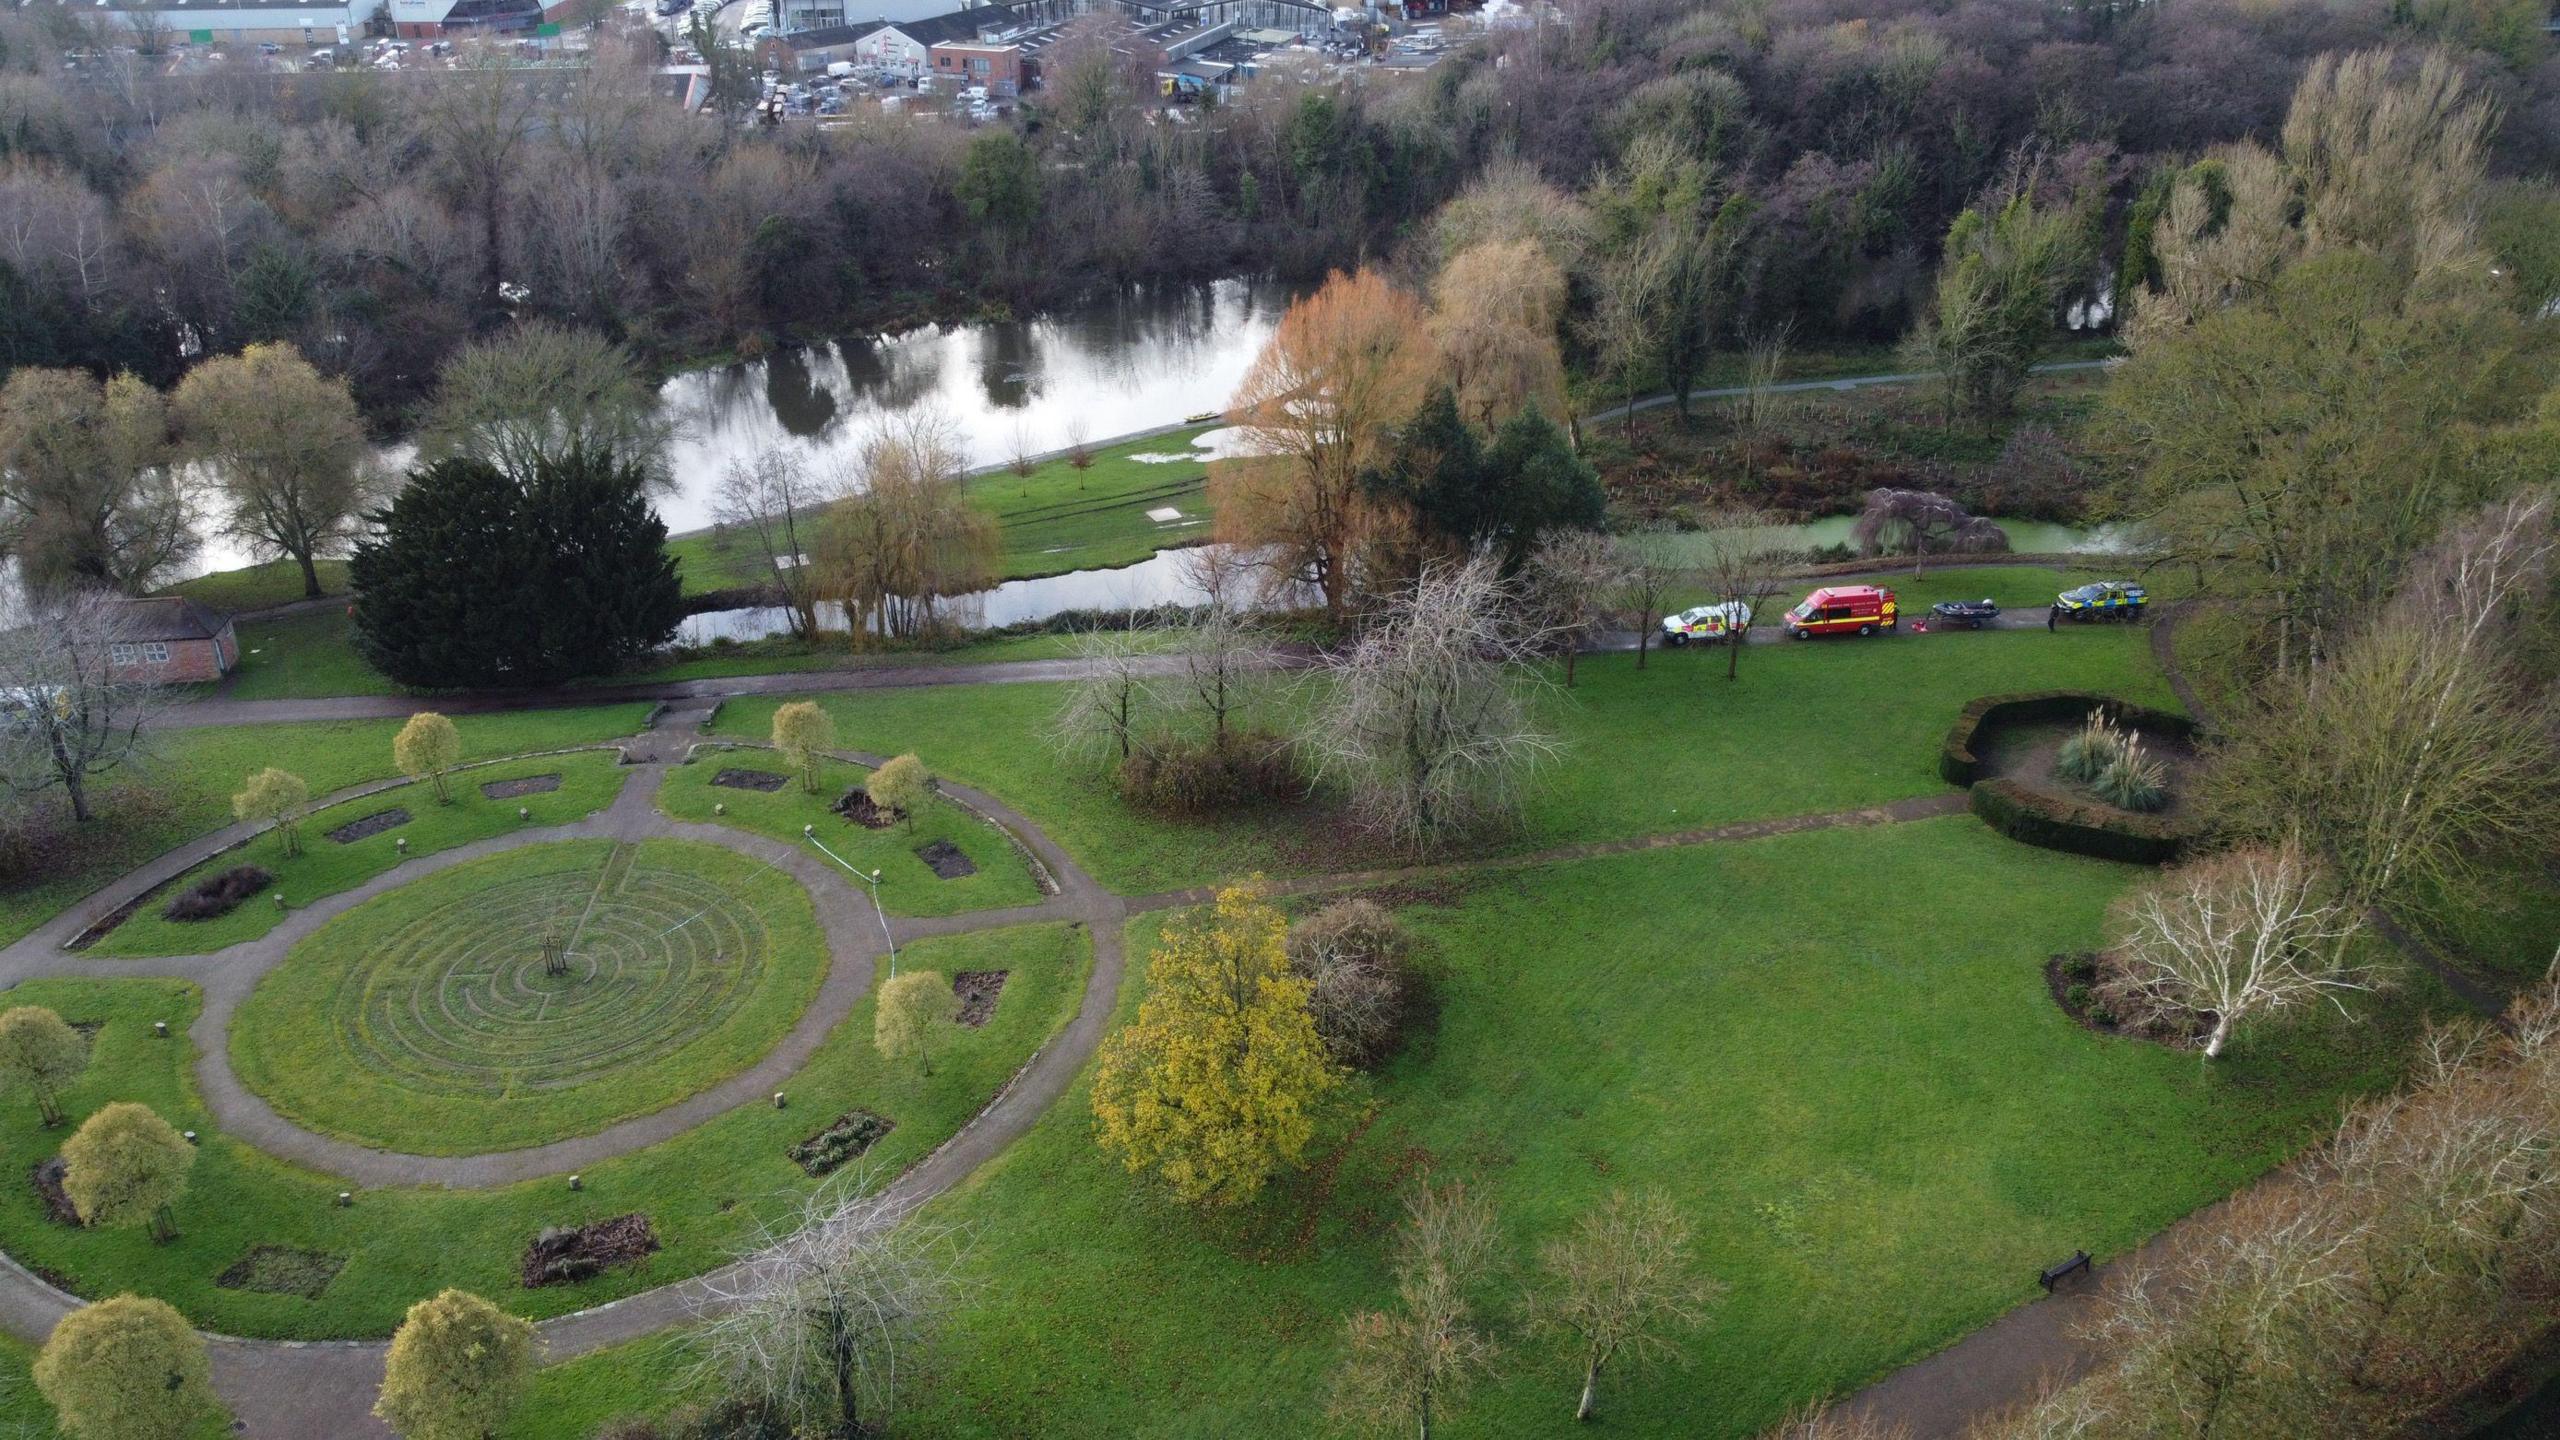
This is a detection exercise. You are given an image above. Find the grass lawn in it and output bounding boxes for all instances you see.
[2415,864,2560,994]
[89,750,629,958]
[671,425,1215,594]
[880,820,2429,1439]
[660,752,1042,917]
[0,706,653,951]
[706,626,2182,896]
[159,559,348,614]
[220,608,397,701]
[0,921,1088,1338]
[968,425,1216,579]
[231,839,828,1155]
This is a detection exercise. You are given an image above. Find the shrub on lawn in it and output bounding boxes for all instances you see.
[2055,711,2126,783]
[162,865,274,922]
[1116,731,1304,818]
[1286,899,1414,1069]
[2093,744,2169,812]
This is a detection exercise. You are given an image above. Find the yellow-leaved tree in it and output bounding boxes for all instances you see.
[1091,883,1338,1208]
[770,700,835,795]
[394,711,463,804]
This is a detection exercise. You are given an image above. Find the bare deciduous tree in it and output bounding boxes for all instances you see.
[687,1172,968,1439]
[1052,628,1165,764]
[1176,604,1270,750]
[1527,528,1620,688]
[2103,841,2373,1059]
[713,452,836,641]
[1328,1181,1502,1440]
[1611,524,1684,673]
[0,585,160,823]
[1308,557,1562,852]
[1691,508,1801,682]
[1527,1188,1722,1422]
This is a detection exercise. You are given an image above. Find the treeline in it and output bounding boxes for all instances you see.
[3,0,2555,423]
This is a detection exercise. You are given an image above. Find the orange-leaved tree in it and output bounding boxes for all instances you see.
[1209,269,1437,623]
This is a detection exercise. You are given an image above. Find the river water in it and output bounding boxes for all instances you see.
[653,278,1295,535]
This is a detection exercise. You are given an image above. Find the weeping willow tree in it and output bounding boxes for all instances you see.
[816,411,999,646]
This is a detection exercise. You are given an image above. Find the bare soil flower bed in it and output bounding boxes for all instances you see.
[522,1213,660,1287]
[215,1245,347,1299]
[163,864,273,922]
[2045,952,2208,1047]
[915,839,978,879]
[29,1158,77,1226]
[788,1109,896,1177]
[326,808,410,845]
[832,787,894,829]
[711,768,788,793]
[953,970,1009,1027]
[479,773,563,800]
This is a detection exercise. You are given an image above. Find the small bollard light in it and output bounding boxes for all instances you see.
[519,806,530,821]
[152,1021,169,1038]
[773,1091,787,1109]
[273,892,287,911]
[714,802,726,816]
[182,1130,198,1146]
[568,1174,583,1191]
[335,1191,353,1208]
[395,837,407,855]
[802,823,814,836]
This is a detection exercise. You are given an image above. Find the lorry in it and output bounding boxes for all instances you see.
[1782,585,1898,639]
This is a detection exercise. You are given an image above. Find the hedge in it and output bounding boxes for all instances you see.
[1968,778,2199,865]
[1939,690,2201,788]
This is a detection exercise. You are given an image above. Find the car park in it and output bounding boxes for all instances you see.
[1782,585,1898,638]
[1930,598,2001,629]
[2054,580,2147,622]
[1660,601,1751,647]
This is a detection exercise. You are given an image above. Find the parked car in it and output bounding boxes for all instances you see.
[1930,598,2001,629]
[1782,585,1898,639]
[257,41,283,54]
[2054,581,2147,622]
[1660,601,1750,647]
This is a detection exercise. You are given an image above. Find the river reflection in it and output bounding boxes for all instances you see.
[653,278,1294,534]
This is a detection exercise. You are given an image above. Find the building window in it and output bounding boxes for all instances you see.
[109,644,135,666]
[112,642,169,666]
[969,57,988,72]
[147,642,170,664]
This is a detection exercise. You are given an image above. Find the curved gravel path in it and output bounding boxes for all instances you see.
[0,700,1135,1437]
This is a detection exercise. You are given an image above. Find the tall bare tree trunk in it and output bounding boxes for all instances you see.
[1576,1359,1601,1421]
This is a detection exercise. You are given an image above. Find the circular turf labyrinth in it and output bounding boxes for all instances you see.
[341,847,766,1096]
[232,838,831,1155]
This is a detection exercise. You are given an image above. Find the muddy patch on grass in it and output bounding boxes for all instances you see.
[712,768,788,793]
[30,1158,77,1225]
[216,1245,346,1299]
[326,808,410,845]
[789,1110,896,1177]
[915,839,977,879]
[953,970,1008,1027]
[832,787,894,829]
[480,773,562,800]
[522,1214,659,1287]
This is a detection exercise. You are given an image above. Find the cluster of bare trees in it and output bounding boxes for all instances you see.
[1330,1181,1721,1436]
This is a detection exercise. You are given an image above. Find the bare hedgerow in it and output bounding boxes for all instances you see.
[1306,557,1563,854]
[1285,899,1412,1068]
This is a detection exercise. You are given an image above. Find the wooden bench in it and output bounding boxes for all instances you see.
[2039,1250,2093,1292]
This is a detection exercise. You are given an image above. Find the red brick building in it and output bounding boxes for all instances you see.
[109,598,241,684]
[929,40,1026,94]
